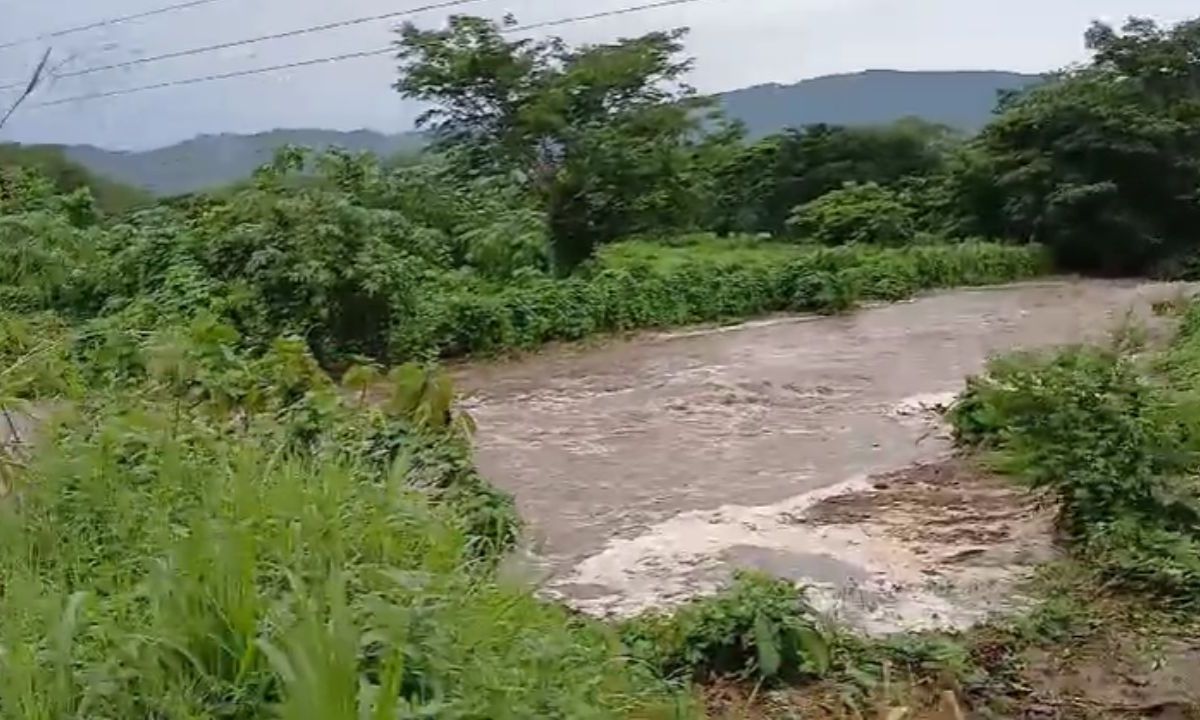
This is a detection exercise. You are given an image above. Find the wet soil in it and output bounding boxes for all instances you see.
[1021,635,1200,719]
[459,279,1189,626]
[703,609,1200,719]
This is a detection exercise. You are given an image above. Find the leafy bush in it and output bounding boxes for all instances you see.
[0,192,100,312]
[787,182,918,246]
[709,121,954,237]
[951,349,1180,526]
[950,332,1200,601]
[0,311,81,402]
[460,206,549,281]
[95,174,439,364]
[620,572,832,682]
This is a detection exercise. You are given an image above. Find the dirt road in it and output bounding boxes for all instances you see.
[457,279,1188,629]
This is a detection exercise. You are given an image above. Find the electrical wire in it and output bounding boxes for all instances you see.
[512,0,711,33]
[34,46,397,107]
[1,0,489,91]
[31,0,720,109]
[0,0,231,51]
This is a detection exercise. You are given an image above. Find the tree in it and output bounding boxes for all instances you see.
[394,15,710,272]
[956,16,1200,275]
[1085,17,1200,103]
[787,182,916,246]
[711,120,954,236]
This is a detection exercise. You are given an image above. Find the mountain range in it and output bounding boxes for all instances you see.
[43,70,1041,196]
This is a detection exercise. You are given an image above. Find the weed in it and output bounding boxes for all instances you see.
[621,573,833,684]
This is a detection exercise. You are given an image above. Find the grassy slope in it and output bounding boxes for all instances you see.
[10,265,1200,720]
[0,351,698,718]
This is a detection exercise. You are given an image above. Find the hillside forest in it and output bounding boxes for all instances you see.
[1,13,1200,719]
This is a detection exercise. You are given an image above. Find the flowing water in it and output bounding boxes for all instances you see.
[457,279,1188,629]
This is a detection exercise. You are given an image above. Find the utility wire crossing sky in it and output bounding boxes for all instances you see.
[25,0,712,106]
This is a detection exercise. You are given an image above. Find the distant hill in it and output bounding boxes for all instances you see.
[59,129,427,197]
[26,70,1041,197]
[0,144,153,213]
[718,69,1043,138]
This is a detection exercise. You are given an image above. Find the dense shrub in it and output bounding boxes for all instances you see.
[90,176,441,364]
[787,182,918,246]
[405,240,1048,358]
[948,18,1200,275]
[710,121,954,237]
[950,320,1200,601]
[620,573,831,682]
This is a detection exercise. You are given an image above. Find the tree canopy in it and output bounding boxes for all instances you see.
[957,17,1200,274]
[395,15,710,271]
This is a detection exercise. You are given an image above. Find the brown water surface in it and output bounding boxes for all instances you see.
[457,279,1187,620]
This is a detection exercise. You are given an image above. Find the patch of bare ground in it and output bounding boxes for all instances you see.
[703,677,971,720]
[1019,633,1200,719]
[701,628,1200,720]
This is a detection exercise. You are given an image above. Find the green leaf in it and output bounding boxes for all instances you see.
[797,625,831,677]
[753,612,782,678]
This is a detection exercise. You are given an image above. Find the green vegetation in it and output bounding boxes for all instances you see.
[0,144,152,215]
[710,119,955,238]
[0,142,1045,370]
[948,19,1200,275]
[3,9,1200,720]
[0,332,695,717]
[707,18,1200,277]
[416,239,1045,356]
[786,182,918,246]
[951,303,1200,603]
[621,573,832,683]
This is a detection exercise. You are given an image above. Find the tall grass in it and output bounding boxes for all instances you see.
[0,350,695,719]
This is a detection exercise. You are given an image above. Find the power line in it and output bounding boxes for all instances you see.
[511,0,708,33]
[34,47,397,108]
[31,0,720,110]
[2,0,489,92]
[0,0,231,52]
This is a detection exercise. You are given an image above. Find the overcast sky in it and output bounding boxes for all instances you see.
[0,0,1193,150]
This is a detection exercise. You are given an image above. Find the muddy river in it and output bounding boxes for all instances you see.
[457,279,1187,631]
